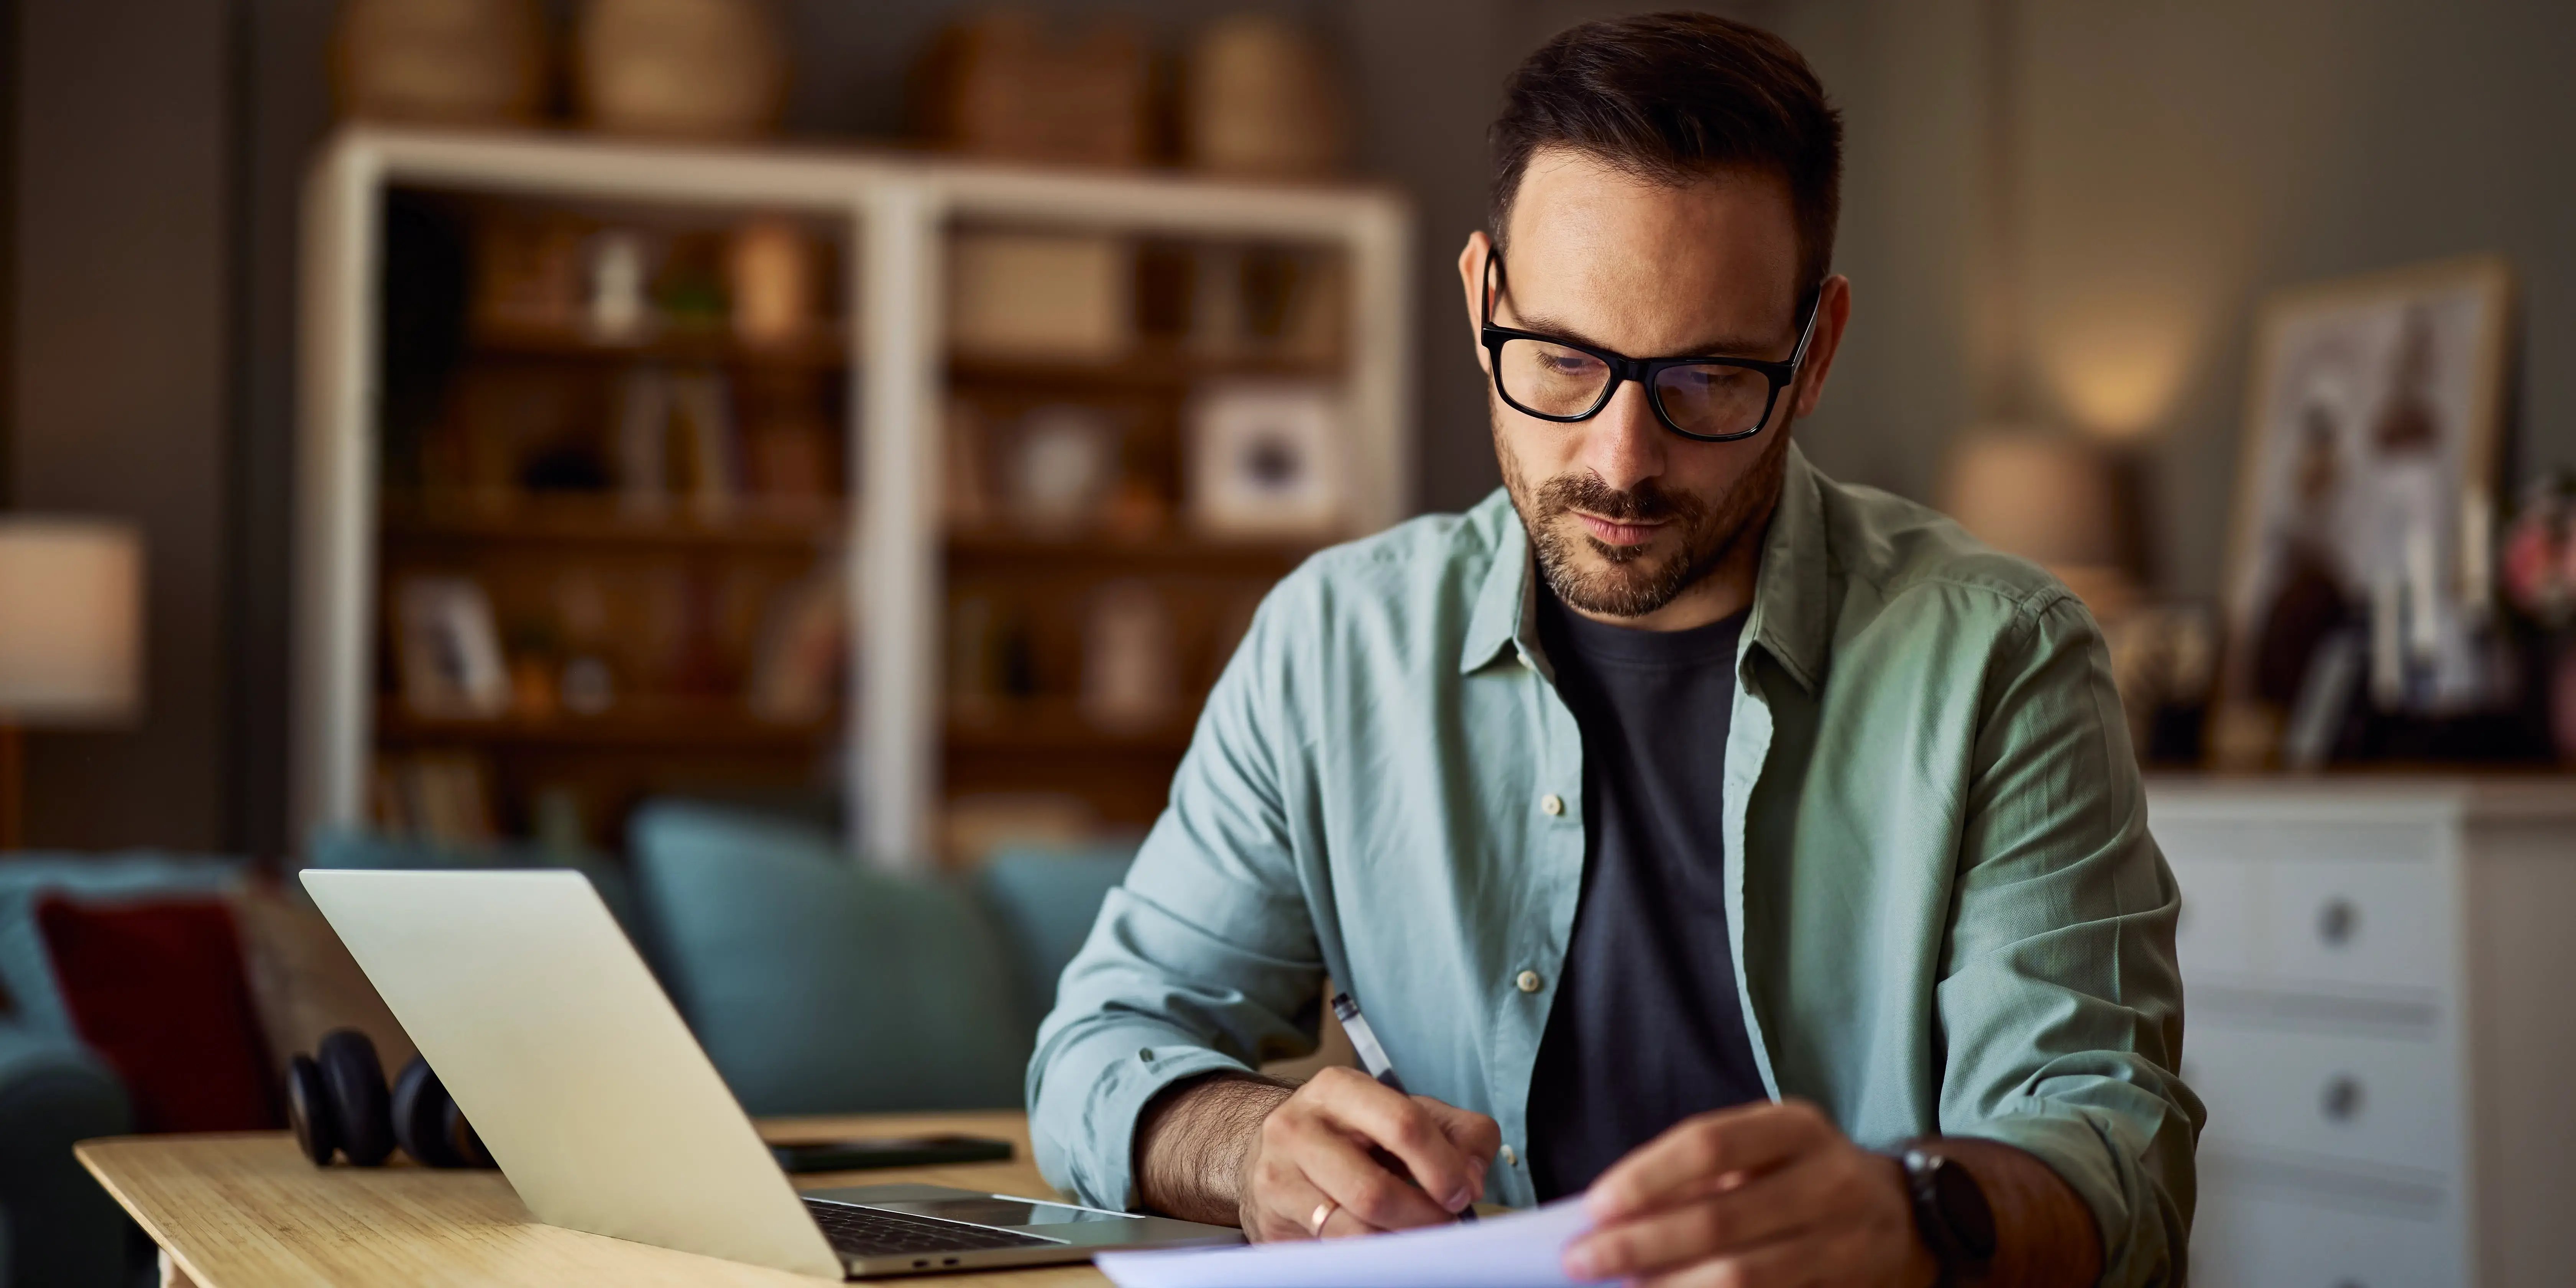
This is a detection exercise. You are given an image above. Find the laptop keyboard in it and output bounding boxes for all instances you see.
[803,1199,1058,1258]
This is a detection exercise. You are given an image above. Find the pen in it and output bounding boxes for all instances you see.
[1329,991,1477,1222]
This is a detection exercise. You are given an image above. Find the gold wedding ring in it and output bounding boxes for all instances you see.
[1309,1199,1338,1235]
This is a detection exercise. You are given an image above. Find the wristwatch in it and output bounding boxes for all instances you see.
[1892,1147,1997,1287]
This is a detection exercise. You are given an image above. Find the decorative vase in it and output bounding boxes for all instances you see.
[574,0,786,140]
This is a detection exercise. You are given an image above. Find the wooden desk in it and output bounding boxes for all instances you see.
[79,1111,1114,1287]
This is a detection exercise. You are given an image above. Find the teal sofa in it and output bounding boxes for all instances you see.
[0,853,249,1288]
[624,801,1134,1115]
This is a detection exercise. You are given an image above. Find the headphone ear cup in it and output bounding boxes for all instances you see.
[315,1030,396,1166]
[285,1054,338,1165]
[445,1097,495,1168]
[390,1057,466,1168]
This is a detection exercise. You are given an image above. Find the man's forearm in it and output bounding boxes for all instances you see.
[1133,1072,1295,1225]
[1930,1138,2103,1288]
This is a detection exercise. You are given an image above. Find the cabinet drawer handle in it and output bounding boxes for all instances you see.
[2317,897,2357,947]
[2321,1073,2364,1123]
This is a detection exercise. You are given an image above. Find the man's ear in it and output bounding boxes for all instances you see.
[1789,274,1853,419]
[1457,231,1494,374]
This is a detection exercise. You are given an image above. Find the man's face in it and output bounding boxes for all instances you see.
[1462,149,1846,623]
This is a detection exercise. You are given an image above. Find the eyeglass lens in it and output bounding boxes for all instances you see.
[1495,337,1779,437]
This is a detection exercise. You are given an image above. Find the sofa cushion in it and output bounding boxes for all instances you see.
[0,854,244,1041]
[629,801,1029,1115]
[974,843,1135,1027]
[37,896,277,1132]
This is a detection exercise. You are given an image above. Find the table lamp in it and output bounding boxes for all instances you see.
[0,519,145,849]
[1940,428,2141,618]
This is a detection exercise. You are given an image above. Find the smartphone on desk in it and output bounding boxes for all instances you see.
[771,1134,1015,1173]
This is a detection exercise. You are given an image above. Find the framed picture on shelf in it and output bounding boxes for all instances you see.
[1187,381,1346,540]
[393,576,511,719]
[2215,255,2512,758]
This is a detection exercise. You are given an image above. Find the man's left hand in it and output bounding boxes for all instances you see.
[1562,1099,1938,1288]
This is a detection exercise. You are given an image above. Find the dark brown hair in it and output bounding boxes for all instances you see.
[1489,11,1844,289]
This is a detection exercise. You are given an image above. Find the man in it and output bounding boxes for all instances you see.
[1029,13,2198,1288]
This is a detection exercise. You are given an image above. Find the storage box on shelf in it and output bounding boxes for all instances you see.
[298,126,1411,867]
[2149,777,2576,1288]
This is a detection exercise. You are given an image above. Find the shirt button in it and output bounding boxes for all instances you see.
[1499,1144,1518,1166]
[1539,793,1564,816]
[1138,1048,1155,1063]
[1516,969,1543,994]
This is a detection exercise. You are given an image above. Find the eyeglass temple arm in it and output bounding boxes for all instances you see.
[1787,286,1825,368]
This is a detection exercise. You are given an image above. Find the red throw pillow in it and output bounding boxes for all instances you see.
[37,895,281,1132]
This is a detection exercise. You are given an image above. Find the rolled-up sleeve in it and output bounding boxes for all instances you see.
[1025,582,1329,1209]
[1939,593,2203,1288]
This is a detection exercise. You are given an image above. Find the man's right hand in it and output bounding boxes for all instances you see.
[1134,1066,1501,1240]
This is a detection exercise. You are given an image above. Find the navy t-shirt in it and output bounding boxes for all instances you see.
[1525,585,1768,1200]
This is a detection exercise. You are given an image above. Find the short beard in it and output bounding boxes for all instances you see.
[1494,406,1792,619]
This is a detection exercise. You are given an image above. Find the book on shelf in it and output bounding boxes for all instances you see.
[614,366,746,520]
[746,565,846,724]
[1081,579,1179,733]
[371,752,498,844]
[672,370,744,521]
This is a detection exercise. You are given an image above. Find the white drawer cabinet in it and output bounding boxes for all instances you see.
[2184,1025,2458,1176]
[2150,780,2576,1288]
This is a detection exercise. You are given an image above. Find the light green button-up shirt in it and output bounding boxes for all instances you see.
[1028,447,2200,1287]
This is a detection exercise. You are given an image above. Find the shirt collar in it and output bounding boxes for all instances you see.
[1460,490,1536,675]
[1456,444,1832,692]
[1745,444,1830,694]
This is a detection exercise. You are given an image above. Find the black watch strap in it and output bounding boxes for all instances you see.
[1893,1147,1998,1288]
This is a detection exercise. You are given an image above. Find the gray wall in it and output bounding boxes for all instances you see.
[9,0,235,849]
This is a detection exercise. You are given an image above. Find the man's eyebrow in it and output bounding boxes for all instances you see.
[1505,309,1781,358]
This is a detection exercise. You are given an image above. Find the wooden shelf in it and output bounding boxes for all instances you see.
[945,699,1194,754]
[945,528,1318,573]
[470,319,849,370]
[383,496,846,552]
[378,700,838,751]
[948,345,1341,394]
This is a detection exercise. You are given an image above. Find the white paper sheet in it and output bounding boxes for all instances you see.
[1095,1199,1612,1288]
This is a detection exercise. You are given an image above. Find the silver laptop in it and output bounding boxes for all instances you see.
[302,867,1240,1278]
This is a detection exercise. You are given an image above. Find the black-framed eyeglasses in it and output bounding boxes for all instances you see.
[1479,248,1823,443]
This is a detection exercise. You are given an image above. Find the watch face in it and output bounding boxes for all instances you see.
[1925,1155,1999,1261]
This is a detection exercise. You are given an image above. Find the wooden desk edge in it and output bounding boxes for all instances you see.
[75,1114,1112,1288]
[78,1137,227,1288]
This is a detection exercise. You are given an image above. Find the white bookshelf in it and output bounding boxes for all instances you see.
[295,125,1413,867]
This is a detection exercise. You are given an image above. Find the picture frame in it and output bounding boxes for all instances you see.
[1186,380,1347,539]
[2214,255,2514,758]
[393,576,512,720]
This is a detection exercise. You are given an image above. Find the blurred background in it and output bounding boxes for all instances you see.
[3,0,2569,862]
[1,2,2573,1285]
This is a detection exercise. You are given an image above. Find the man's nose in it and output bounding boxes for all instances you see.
[1574,379,1668,493]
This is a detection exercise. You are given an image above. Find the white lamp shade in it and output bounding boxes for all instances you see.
[0,519,144,724]
[1941,429,2144,616]
[1942,430,2129,569]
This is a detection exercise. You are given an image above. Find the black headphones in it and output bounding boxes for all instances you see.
[286,1029,493,1169]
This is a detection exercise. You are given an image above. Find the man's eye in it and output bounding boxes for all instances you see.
[1541,353,1594,375]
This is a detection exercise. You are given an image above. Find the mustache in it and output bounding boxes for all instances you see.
[1534,473,1706,524]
